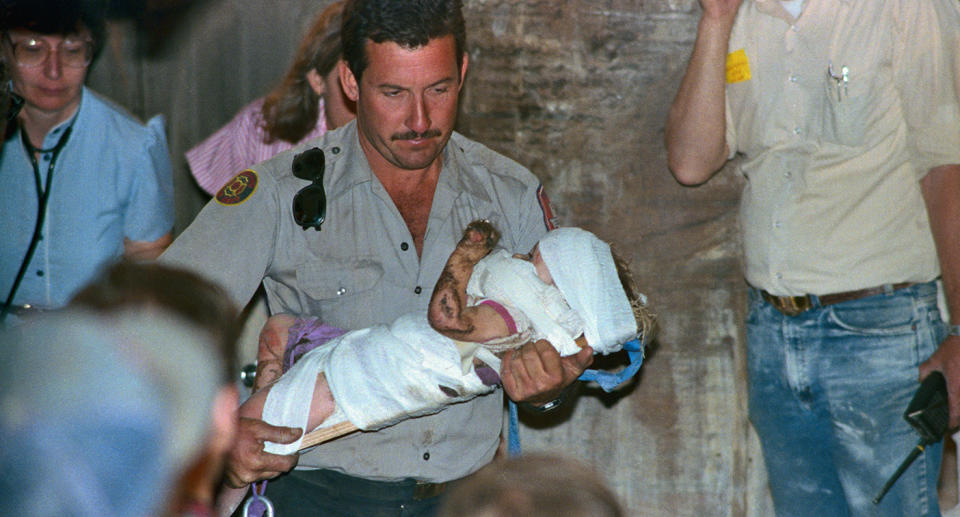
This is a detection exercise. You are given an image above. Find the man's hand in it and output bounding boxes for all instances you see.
[919,334,960,429]
[223,417,303,488]
[500,339,593,406]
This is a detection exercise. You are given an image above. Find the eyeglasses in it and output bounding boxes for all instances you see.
[291,147,327,231]
[5,34,94,69]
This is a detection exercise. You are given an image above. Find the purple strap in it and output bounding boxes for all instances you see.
[282,317,347,372]
[244,481,269,517]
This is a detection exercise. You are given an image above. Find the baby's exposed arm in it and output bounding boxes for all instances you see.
[429,220,512,342]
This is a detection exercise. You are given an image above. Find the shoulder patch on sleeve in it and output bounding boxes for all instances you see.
[215,170,259,206]
[537,184,557,230]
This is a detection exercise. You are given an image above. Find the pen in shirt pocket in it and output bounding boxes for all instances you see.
[827,62,849,102]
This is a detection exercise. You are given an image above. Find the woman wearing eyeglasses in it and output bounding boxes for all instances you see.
[0,1,174,323]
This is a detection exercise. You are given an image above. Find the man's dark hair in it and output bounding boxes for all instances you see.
[341,0,466,82]
[0,0,107,64]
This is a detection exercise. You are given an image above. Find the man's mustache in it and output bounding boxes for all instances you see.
[391,129,441,141]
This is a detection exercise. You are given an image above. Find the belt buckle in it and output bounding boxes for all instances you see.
[413,481,448,500]
[763,292,812,317]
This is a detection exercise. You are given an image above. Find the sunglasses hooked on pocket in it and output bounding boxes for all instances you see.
[291,147,327,231]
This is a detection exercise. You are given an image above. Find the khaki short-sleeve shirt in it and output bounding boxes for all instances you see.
[725,0,960,295]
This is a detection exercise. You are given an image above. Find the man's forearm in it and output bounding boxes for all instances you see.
[665,14,736,185]
[918,163,960,426]
[922,164,960,324]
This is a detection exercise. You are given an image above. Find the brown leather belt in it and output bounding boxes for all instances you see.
[758,282,915,317]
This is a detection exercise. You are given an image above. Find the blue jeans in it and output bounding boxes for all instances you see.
[747,281,946,517]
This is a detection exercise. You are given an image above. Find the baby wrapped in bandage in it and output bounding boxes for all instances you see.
[238,220,654,455]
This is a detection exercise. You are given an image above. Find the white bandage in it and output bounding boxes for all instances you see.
[261,313,496,454]
[467,250,585,355]
[537,227,638,355]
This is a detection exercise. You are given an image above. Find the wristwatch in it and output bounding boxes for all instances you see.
[525,386,569,413]
[530,397,563,413]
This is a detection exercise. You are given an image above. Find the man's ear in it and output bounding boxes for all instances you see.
[339,61,360,102]
[457,52,469,92]
[306,69,325,96]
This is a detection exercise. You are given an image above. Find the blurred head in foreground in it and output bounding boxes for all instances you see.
[0,262,240,516]
[437,454,625,517]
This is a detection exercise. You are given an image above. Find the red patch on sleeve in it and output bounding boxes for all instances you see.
[215,170,259,206]
[537,184,557,230]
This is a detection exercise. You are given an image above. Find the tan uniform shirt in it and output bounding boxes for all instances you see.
[725,0,960,295]
[162,121,550,481]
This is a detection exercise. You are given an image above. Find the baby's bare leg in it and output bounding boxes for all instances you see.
[254,314,297,391]
[429,220,500,336]
[217,370,337,513]
[239,372,336,438]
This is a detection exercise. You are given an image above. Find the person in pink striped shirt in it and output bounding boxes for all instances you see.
[186,1,355,196]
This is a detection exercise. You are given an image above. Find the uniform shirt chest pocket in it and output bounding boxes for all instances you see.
[296,258,384,325]
[821,61,892,148]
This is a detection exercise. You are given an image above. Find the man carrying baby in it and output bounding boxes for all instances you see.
[160,0,591,515]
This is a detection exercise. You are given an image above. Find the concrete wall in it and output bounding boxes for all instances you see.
[88,1,773,514]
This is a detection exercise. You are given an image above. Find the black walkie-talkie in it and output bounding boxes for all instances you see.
[873,371,949,505]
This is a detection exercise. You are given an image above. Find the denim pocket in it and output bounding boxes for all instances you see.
[826,294,918,336]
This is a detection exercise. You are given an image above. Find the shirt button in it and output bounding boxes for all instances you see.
[773,221,782,228]
[400,242,409,251]
[776,272,784,279]
[794,127,802,135]
[414,286,422,294]
[784,171,792,179]
[789,74,799,83]
[336,287,347,296]
[331,146,340,154]
[36,270,44,277]
[422,452,430,461]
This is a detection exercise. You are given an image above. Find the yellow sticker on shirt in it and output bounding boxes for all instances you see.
[726,49,751,84]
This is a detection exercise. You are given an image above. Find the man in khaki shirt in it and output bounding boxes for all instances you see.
[161,0,593,515]
[665,0,960,515]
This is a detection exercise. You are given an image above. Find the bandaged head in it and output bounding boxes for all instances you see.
[467,250,585,356]
[538,227,638,355]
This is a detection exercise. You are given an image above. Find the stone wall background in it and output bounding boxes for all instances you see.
[88,1,774,514]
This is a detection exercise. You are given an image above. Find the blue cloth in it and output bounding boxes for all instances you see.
[746,282,945,517]
[579,338,644,391]
[508,339,646,455]
[0,87,173,310]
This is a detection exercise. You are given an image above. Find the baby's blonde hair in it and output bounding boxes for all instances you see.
[611,247,657,344]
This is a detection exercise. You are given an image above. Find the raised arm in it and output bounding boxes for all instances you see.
[664,0,742,185]
[428,220,511,342]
